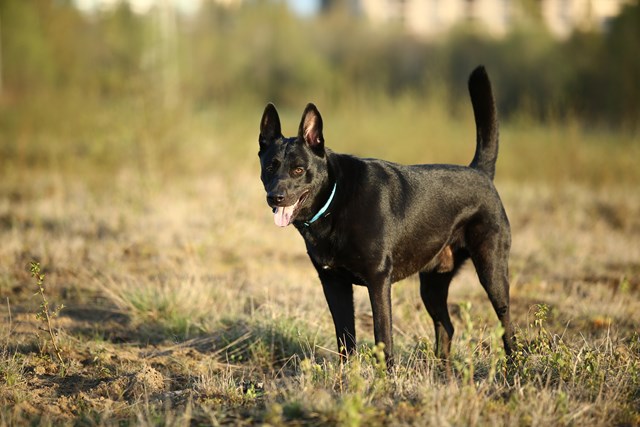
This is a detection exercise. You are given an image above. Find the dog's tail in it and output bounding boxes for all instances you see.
[468,66,499,180]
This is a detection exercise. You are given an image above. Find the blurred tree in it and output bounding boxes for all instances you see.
[93,1,147,98]
[0,0,56,97]
[156,0,180,109]
[0,12,3,99]
[590,1,639,127]
[319,0,357,15]
[0,0,636,130]
[565,1,640,128]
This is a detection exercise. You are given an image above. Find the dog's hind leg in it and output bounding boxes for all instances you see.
[419,270,455,360]
[468,231,515,356]
[319,272,357,359]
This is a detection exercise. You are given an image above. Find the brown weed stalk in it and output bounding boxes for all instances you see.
[30,262,65,369]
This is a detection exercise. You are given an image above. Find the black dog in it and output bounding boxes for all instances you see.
[258,66,514,367]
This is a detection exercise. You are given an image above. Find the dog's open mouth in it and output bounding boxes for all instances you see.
[272,191,309,227]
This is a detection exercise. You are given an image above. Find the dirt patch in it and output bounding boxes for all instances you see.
[2,335,200,420]
[126,365,167,399]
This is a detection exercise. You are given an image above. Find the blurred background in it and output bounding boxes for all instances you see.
[0,0,638,184]
[1,4,639,422]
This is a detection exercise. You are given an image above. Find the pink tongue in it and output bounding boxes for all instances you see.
[274,205,296,227]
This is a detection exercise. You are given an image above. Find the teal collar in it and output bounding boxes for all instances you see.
[304,182,337,227]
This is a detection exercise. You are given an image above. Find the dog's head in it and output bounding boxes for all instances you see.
[258,103,330,227]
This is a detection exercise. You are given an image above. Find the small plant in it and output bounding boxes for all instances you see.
[533,303,550,333]
[0,351,26,388]
[30,261,65,371]
[486,322,505,381]
[456,301,476,386]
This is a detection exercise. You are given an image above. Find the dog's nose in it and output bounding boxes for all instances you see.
[267,192,286,206]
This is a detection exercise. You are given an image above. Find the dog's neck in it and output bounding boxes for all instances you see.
[303,182,337,227]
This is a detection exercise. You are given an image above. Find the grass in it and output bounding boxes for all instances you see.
[0,98,639,425]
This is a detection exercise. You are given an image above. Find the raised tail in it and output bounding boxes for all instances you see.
[468,66,499,180]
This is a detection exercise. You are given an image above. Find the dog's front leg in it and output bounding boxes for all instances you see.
[368,278,394,368]
[319,272,356,359]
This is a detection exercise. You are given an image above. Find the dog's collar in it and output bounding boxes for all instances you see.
[304,182,337,227]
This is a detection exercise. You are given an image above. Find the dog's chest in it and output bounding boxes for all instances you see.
[300,228,344,266]
[300,230,372,284]
[304,235,339,269]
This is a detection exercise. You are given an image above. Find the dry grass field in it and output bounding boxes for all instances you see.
[1,103,639,425]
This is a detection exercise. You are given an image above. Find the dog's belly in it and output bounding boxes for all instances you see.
[389,249,446,282]
[387,233,457,282]
[307,239,453,286]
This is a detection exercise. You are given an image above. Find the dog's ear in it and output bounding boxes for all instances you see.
[298,103,324,153]
[259,103,282,149]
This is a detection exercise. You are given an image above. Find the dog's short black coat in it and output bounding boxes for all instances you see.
[258,66,515,367]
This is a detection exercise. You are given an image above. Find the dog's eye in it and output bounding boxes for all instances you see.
[292,167,305,176]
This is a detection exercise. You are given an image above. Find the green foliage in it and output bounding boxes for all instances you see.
[510,302,640,414]
[0,0,57,93]
[568,1,640,126]
[0,351,25,388]
[1,0,639,128]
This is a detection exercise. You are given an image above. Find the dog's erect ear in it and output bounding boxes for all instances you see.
[259,103,282,148]
[298,103,324,152]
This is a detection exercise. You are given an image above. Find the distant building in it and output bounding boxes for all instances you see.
[541,0,629,38]
[356,0,631,39]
